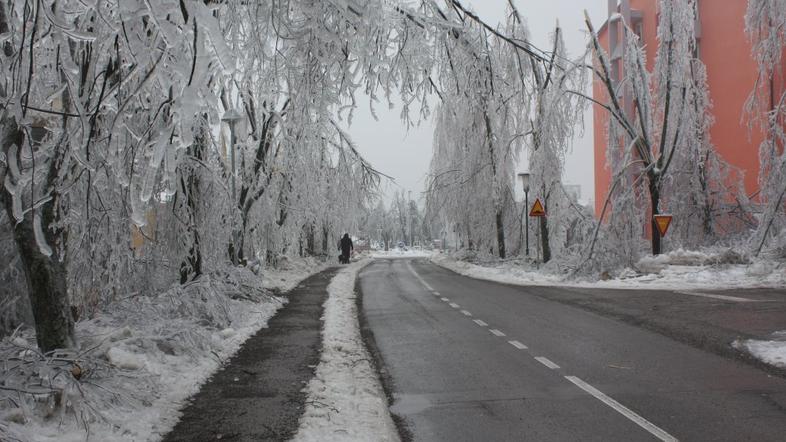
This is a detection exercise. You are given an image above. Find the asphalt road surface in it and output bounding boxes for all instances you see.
[358,258,786,442]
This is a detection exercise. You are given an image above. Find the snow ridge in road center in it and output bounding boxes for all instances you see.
[292,259,400,442]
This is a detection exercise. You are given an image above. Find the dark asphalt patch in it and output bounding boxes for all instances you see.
[163,268,338,442]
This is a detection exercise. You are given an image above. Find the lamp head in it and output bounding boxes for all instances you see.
[518,172,530,193]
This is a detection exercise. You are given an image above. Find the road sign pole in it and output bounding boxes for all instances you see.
[525,190,529,257]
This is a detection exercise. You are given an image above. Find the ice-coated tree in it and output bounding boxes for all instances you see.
[661,54,750,248]
[363,200,396,251]
[584,0,743,262]
[745,0,786,255]
[517,17,587,263]
[2,0,570,351]
[0,0,228,350]
[0,0,413,350]
[427,3,541,259]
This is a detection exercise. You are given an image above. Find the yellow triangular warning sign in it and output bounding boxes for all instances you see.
[529,198,546,217]
[653,214,673,237]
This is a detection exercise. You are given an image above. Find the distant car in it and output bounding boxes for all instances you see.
[396,241,408,251]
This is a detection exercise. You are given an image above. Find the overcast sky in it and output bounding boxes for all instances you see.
[345,1,608,206]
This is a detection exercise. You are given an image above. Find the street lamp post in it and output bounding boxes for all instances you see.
[222,108,243,265]
[518,172,530,257]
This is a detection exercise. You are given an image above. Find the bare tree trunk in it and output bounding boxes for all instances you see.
[698,154,714,239]
[1,117,76,352]
[539,184,552,263]
[650,182,662,255]
[539,216,551,263]
[179,128,205,284]
[322,224,329,254]
[484,112,506,259]
[495,210,506,259]
[306,223,315,256]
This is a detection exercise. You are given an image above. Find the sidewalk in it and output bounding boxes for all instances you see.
[163,267,338,442]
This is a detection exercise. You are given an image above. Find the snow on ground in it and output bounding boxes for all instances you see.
[292,259,399,442]
[371,248,433,259]
[0,257,327,442]
[735,332,786,369]
[431,249,786,291]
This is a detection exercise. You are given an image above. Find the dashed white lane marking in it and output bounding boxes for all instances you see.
[405,259,675,441]
[432,291,441,297]
[673,290,761,303]
[565,376,678,442]
[534,356,560,369]
[449,303,460,309]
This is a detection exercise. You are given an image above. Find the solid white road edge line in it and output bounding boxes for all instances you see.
[489,329,506,337]
[673,290,761,303]
[405,261,434,291]
[534,356,560,369]
[508,340,528,350]
[461,310,472,316]
[473,319,488,327]
[565,376,678,442]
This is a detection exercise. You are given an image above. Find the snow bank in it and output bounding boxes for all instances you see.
[371,248,433,259]
[431,253,568,286]
[0,258,326,442]
[292,259,399,442]
[635,248,748,272]
[431,251,786,290]
[735,331,786,369]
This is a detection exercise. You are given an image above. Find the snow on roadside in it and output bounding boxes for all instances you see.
[292,259,399,442]
[256,256,329,294]
[432,254,565,287]
[431,251,786,290]
[735,332,786,369]
[0,258,326,442]
[371,248,433,259]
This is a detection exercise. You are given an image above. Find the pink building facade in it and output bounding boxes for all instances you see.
[593,0,784,217]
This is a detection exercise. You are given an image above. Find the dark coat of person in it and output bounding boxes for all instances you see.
[340,234,353,256]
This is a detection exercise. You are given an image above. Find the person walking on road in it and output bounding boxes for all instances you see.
[339,233,353,264]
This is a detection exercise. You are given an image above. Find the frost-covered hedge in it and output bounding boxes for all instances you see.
[0,266,285,442]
